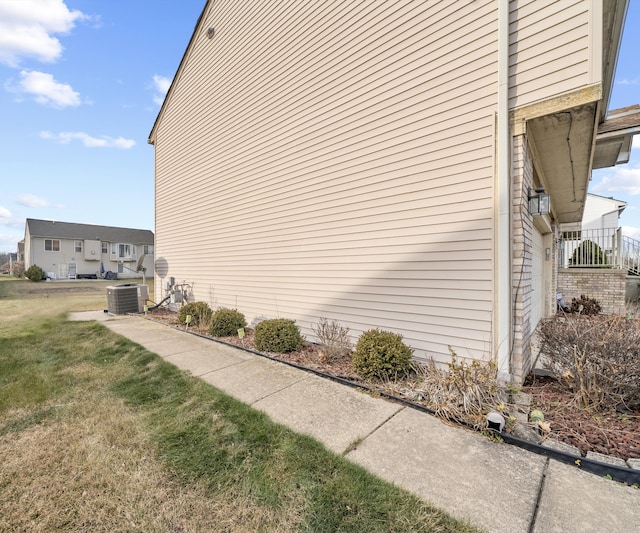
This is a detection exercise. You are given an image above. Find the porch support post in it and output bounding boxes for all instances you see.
[616,227,623,268]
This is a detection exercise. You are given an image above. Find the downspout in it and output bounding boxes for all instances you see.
[496,0,511,380]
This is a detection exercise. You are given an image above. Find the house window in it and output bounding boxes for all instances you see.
[75,240,83,253]
[44,239,60,252]
[143,244,154,255]
[102,242,108,254]
[117,262,124,274]
[111,243,117,255]
[118,243,131,259]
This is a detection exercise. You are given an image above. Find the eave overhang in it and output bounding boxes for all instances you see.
[526,102,598,224]
[511,0,630,225]
[593,105,640,169]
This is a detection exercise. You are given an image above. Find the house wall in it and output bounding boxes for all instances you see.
[581,194,622,230]
[557,268,627,315]
[511,133,557,381]
[511,134,530,379]
[27,237,88,278]
[153,0,606,376]
[25,237,153,279]
[625,277,640,302]
[24,226,32,270]
[154,0,500,366]
[508,0,595,109]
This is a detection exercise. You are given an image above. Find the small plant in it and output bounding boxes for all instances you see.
[351,328,413,380]
[570,294,601,315]
[209,308,247,337]
[178,301,212,326]
[25,265,45,282]
[313,317,352,360]
[254,318,304,353]
[395,348,503,428]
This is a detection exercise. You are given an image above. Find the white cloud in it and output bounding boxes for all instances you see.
[0,0,88,66]
[0,206,11,219]
[18,193,49,208]
[622,225,640,240]
[0,233,24,253]
[591,166,640,196]
[40,131,135,149]
[151,74,171,105]
[9,70,81,108]
[633,135,640,151]
[153,75,171,94]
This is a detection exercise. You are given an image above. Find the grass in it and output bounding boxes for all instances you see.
[0,278,482,532]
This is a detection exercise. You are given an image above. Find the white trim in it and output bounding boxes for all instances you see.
[497,0,511,378]
[589,0,602,85]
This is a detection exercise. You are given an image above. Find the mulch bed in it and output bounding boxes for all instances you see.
[146,308,640,461]
[523,374,640,460]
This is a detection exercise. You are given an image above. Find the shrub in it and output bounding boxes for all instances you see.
[25,265,45,282]
[254,319,304,353]
[209,308,247,337]
[351,329,413,380]
[409,348,502,427]
[570,240,608,267]
[12,262,25,278]
[570,294,601,316]
[178,301,212,326]
[313,317,352,360]
[537,314,640,409]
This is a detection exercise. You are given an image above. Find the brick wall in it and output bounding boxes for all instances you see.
[557,268,627,315]
[511,134,529,382]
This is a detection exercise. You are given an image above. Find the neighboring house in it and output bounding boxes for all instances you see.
[556,190,640,311]
[17,240,24,263]
[23,219,154,280]
[149,1,635,383]
[560,193,626,267]
[581,193,626,232]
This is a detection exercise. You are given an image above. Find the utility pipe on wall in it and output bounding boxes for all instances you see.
[496,0,512,379]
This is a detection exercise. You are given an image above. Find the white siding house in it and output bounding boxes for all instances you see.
[24,219,154,280]
[581,193,626,231]
[558,193,626,269]
[150,0,631,382]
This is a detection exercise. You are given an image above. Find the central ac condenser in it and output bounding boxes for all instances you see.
[106,283,149,314]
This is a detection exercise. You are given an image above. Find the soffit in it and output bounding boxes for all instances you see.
[593,105,640,169]
[527,103,597,224]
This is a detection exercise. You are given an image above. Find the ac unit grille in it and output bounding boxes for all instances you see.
[106,284,148,314]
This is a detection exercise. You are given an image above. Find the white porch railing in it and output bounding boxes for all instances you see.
[558,227,640,275]
[621,234,640,276]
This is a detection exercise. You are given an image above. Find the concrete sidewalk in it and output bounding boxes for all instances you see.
[70,311,640,533]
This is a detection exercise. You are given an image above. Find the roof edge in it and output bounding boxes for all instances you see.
[601,0,630,121]
[148,0,210,145]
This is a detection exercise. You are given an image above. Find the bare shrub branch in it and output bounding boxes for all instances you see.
[312,317,352,361]
[538,315,640,410]
[388,348,507,429]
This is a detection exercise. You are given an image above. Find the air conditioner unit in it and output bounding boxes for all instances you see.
[106,283,149,314]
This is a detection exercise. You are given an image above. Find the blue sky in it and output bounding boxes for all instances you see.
[0,0,205,253]
[0,1,639,253]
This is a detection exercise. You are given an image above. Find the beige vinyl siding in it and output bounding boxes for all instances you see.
[508,0,592,109]
[154,0,498,364]
[28,237,62,275]
[26,238,81,278]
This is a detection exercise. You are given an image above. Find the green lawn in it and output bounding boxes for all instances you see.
[0,278,481,532]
